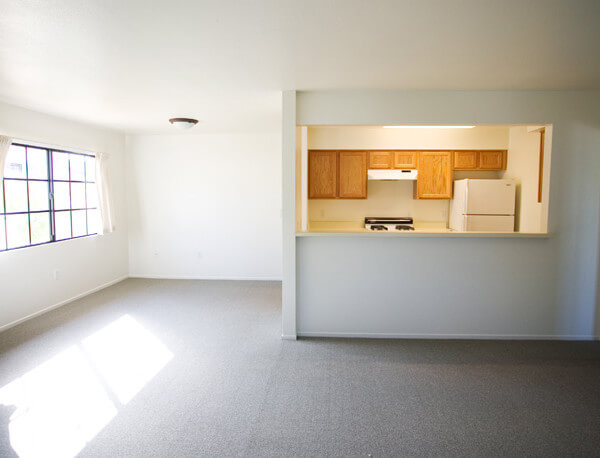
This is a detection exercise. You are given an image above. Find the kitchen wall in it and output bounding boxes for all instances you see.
[307,125,509,223]
[502,126,550,232]
[307,125,509,149]
[295,127,303,231]
[0,101,129,331]
[127,132,282,280]
[289,90,600,339]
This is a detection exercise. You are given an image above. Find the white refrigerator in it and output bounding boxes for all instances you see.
[449,179,516,232]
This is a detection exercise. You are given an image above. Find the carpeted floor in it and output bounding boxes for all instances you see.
[0,278,599,457]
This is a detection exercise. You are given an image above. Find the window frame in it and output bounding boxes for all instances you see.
[1,143,98,252]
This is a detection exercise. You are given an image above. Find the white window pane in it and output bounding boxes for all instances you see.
[27,147,49,180]
[0,182,4,213]
[86,183,98,208]
[0,217,6,251]
[85,157,96,182]
[71,182,86,209]
[70,155,85,181]
[30,212,52,244]
[4,180,28,213]
[52,152,70,180]
[87,209,99,234]
[72,210,86,237]
[4,145,26,179]
[53,182,70,210]
[6,214,29,248]
[55,211,71,240]
[29,181,50,211]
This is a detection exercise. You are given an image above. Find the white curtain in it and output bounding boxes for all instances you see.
[95,152,115,234]
[0,135,12,183]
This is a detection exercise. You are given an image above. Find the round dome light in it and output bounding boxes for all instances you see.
[169,118,199,130]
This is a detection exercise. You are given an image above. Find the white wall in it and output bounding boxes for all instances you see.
[0,102,128,331]
[127,132,282,280]
[289,90,600,339]
[282,91,297,338]
[306,125,509,223]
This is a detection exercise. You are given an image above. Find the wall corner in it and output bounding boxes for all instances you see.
[282,91,297,339]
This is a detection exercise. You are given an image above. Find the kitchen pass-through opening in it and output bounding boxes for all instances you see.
[295,124,552,235]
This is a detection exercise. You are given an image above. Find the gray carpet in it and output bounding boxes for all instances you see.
[0,279,599,457]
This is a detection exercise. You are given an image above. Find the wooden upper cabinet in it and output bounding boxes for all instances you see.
[479,151,506,170]
[308,151,337,199]
[393,151,418,169]
[453,150,507,170]
[308,150,367,199]
[369,151,392,169]
[338,151,367,199]
[453,151,478,170]
[369,151,417,169]
[416,151,453,199]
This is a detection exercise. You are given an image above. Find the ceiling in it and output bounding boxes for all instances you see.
[0,0,599,134]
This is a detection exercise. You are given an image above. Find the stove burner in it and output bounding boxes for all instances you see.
[370,225,388,231]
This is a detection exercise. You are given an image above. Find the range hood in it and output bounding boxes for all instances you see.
[367,169,418,181]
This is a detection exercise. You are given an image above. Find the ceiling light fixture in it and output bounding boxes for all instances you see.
[383,125,475,129]
[169,118,199,130]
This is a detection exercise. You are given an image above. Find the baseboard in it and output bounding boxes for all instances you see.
[0,275,129,333]
[297,331,599,341]
[129,274,282,281]
[281,334,297,340]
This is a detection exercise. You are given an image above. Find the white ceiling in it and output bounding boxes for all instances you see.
[0,0,599,133]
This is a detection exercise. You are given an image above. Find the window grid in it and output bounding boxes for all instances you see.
[0,144,98,252]
[25,150,31,245]
[69,153,73,239]
[48,148,55,242]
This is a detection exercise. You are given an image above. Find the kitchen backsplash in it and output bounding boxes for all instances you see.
[309,181,449,222]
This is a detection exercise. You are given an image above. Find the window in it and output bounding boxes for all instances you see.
[0,143,99,252]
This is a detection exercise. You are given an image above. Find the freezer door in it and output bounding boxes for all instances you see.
[449,213,466,231]
[466,179,516,215]
[449,180,468,231]
[465,215,515,232]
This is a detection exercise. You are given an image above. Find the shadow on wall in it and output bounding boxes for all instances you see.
[596,192,600,339]
[555,121,600,338]
[514,180,522,232]
[0,405,17,457]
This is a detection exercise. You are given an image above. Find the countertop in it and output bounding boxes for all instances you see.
[296,221,550,238]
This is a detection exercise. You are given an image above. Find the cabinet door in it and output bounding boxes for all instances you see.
[416,152,453,199]
[339,151,367,199]
[453,151,478,170]
[309,151,337,199]
[393,151,418,169]
[369,151,392,169]
[479,151,506,170]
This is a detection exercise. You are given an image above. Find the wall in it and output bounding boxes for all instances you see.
[307,125,509,223]
[0,102,128,331]
[282,92,297,338]
[307,125,509,149]
[502,126,550,232]
[127,132,282,280]
[289,90,600,339]
[295,127,302,231]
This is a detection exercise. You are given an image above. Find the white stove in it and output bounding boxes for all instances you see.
[364,217,415,232]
